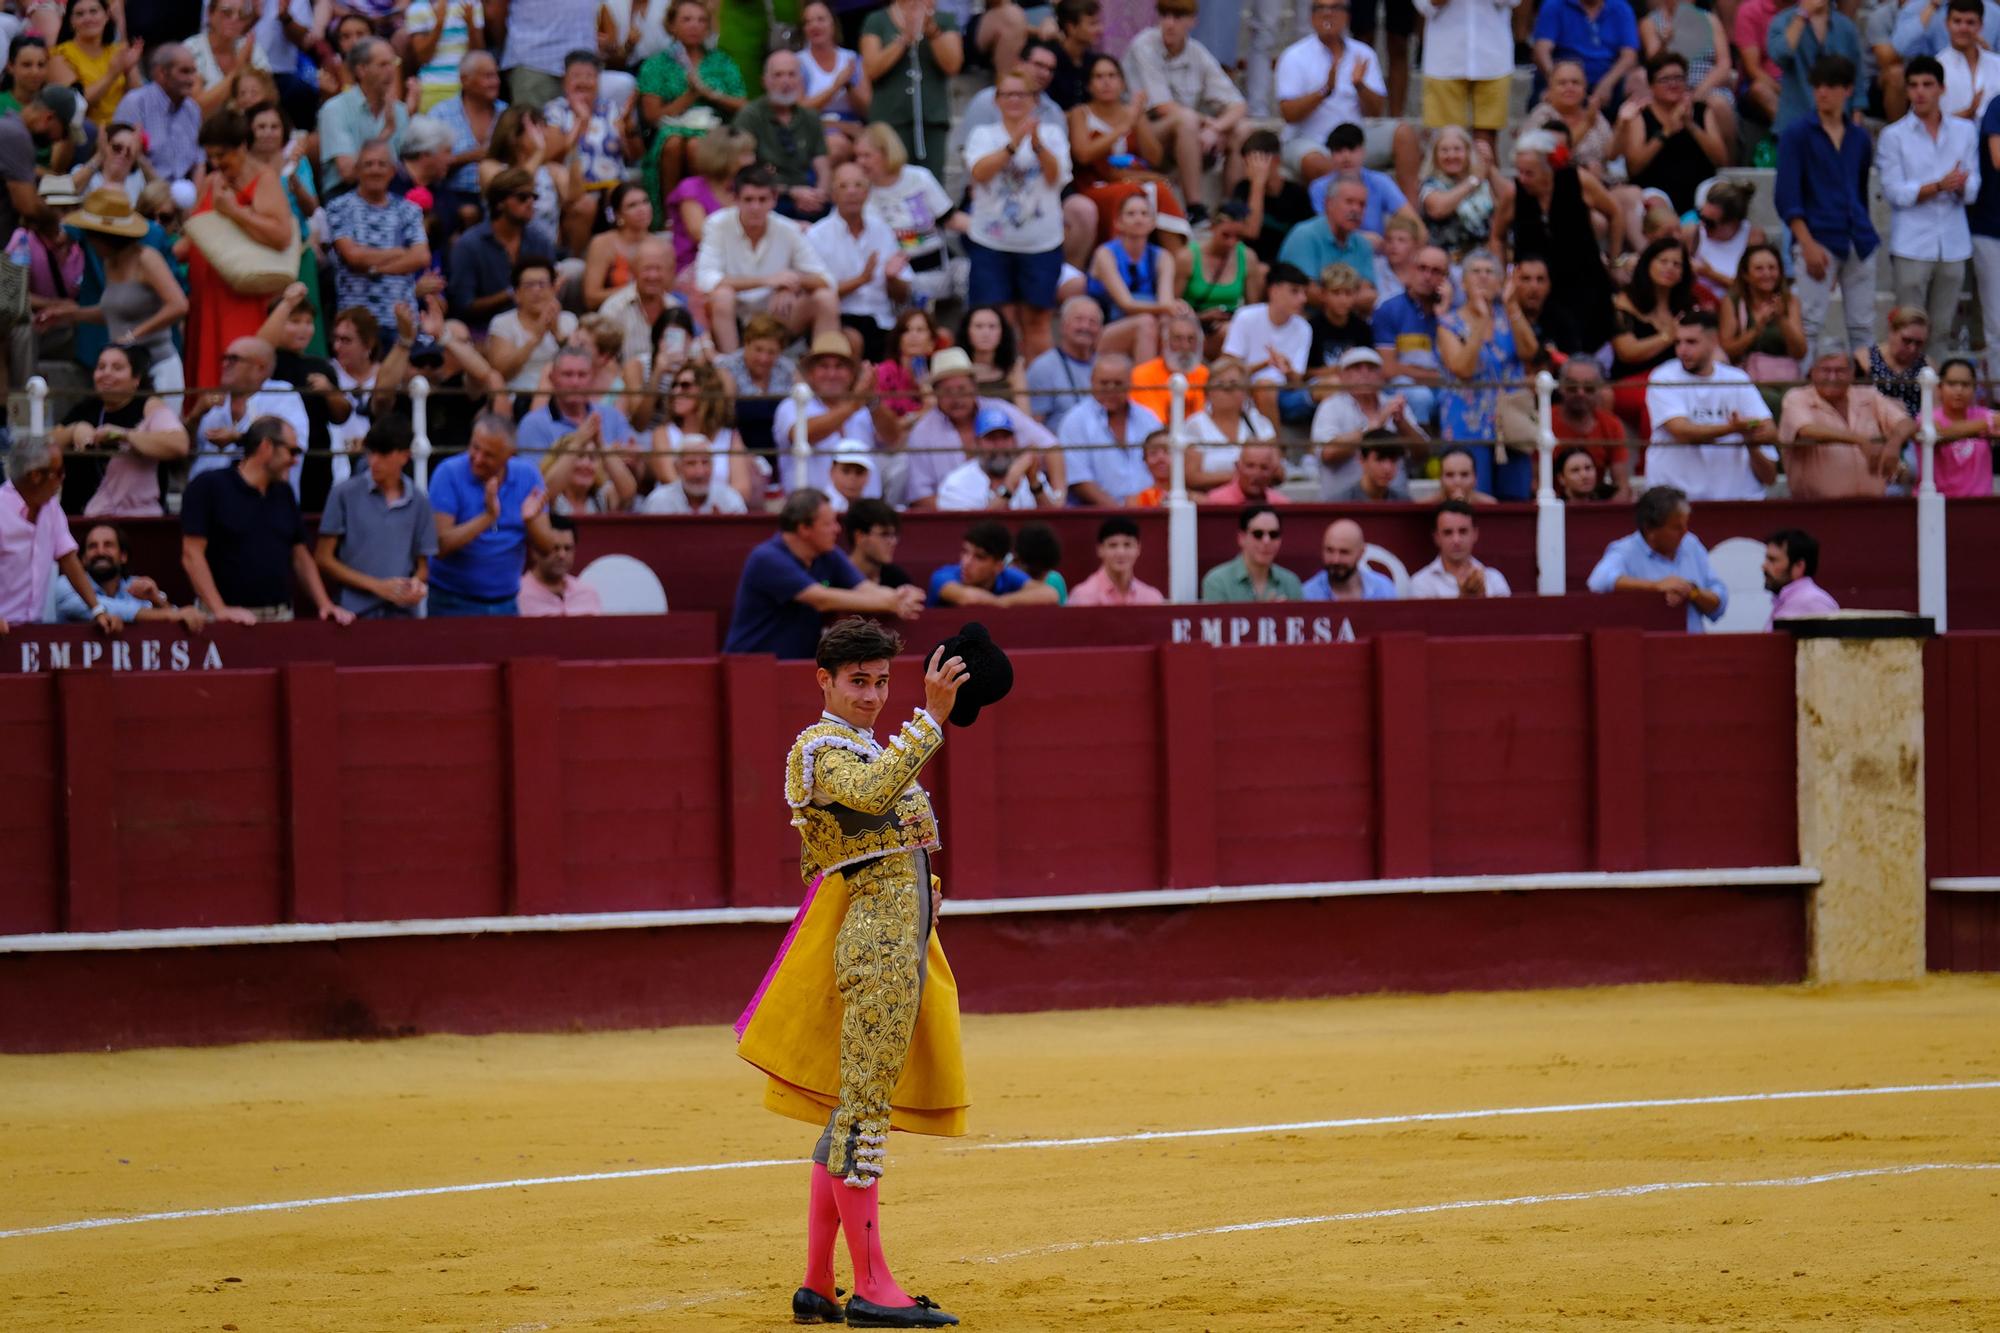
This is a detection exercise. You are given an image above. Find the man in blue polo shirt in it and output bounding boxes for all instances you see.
[1586,485,1727,633]
[427,411,557,617]
[516,347,638,456]
[723,489,925,657]
[1532,0,1640,114]
[927,519,1050,606]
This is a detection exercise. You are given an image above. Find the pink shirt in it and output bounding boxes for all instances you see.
[1201,480,1292,505]
[1924,408,1997,499]
[517,572,604,616]
[1769,575,1840,628]
[1067,567,1166,607]
[1732,0,1783,81]
[0,480,79,626]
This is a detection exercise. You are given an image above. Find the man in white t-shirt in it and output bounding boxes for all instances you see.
[1409,499,1512,598]
[807,163,910,361]
[1644,308,1779,501]
[1222,261,1316,425]
[1272,0,1387,182]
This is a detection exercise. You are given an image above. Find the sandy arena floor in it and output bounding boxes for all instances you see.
[3,977,1998,1331]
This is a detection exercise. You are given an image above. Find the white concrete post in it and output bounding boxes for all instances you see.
[1166,371,1198,603]
[789,382,813,493]
[410,376,432,492]
[1914,365,1947,632]
[26,374,46,437]
[1534,369,1565,597]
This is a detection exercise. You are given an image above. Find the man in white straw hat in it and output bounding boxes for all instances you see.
[903,347,1063,509]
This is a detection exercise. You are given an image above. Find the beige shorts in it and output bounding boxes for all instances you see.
[1422,76,1512,132]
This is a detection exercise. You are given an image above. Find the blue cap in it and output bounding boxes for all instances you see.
[975,406,1015,437]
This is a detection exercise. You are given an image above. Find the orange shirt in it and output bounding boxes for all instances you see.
[1130,358,1207,426]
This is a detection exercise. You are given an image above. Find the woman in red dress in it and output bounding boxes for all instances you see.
[177,109,296,398]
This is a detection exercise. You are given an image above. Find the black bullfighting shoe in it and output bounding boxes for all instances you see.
[793,1286,846,1323]
[843,1293,960,1327]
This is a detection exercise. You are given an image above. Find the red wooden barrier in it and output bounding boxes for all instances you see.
[0,633,1803,938]
[1924,633,2000,972]
[67,497,2000,635]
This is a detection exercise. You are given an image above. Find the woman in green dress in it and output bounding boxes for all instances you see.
[637,0,749,217]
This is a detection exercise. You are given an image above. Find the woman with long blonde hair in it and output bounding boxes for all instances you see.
[649,358,759,505]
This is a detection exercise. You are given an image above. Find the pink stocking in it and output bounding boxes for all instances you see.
[830,1174,913,1307]
[803,1165,842,1299]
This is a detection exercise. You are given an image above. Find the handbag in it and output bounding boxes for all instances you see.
[183,208,303,296]
[1744,351,1801,390]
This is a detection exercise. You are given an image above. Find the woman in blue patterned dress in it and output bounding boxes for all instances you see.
[1437,250,1539,500]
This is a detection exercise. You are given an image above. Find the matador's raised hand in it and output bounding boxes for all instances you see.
[923,647,970,722]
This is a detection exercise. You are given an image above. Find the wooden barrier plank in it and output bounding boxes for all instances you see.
[282,663,343,923]
[722,654,792,907]
[56,671,119,932]
[505,658,564,915]
[1158,643,1218,890]
[940,710,1000,898]
[1590,630,1650,872]
[1373,634,1431,878]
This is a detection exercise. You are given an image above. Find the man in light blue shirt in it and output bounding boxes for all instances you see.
[1586,485,1728,632]
[1891,0,2000,58]
[1301,517,1398,600]
[49,524,205,629]
[516,348,638,455]
[1057,352,1164,504]
[1278,172,1378,283]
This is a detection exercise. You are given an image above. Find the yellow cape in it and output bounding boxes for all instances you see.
[736,869,969,1137]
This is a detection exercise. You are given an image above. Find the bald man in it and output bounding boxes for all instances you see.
[603,237,679,372]
[190,338,313,497]
[1302,518,1398,600]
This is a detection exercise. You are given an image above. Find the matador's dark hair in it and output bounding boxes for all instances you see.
[817,617,905,672]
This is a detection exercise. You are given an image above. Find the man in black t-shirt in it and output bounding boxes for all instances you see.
[841,498,913,589]
[180,417,353,625]
[1305,261,1377,377]
[1232,130,1316,266]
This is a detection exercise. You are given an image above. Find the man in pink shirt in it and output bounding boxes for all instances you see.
[1763,528,1841,627]
[0,435,123,634]
[1776,347,1911,499]
[517,513,605,617]
[1068,515,1167,607]
[1733,0,1785,123]
[1200,442,1293,506]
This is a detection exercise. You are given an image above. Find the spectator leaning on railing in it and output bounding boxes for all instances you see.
[1776,343,1913,499]
[51,523,205,630]
[0,434,122,635]
[722,488,924,658]
[314,415,437,620]
[1586,484,1727,633]
[1763,527,1841,626]
[180,416,353,626]
[1644,307,1778,501]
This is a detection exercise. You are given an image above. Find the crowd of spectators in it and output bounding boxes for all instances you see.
[0,0,1993,638]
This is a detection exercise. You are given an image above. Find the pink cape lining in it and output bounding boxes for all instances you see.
[734,872,825,1039]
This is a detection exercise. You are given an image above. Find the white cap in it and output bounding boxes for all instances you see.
[831,438,877,473]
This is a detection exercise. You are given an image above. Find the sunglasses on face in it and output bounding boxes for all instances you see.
[1248,528,1281,540]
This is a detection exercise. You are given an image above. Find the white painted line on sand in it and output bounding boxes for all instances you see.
[967,1162,2000,1263]
[4,1079,1995,1242]
[966,1079,2000,1151]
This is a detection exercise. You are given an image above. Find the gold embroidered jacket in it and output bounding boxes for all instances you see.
[785,710,943,884]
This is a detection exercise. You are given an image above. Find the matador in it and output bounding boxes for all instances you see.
[736,618,973,1329]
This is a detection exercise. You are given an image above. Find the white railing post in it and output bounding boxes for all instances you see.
[1533,369,1565,597]
[1915,365,1947,632]
[789,382,813,493]
[26,375,47,437]
[1166,372,1198,603]
[410,375,432,492]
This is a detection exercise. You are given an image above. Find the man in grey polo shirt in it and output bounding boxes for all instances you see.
[314,417,438,618]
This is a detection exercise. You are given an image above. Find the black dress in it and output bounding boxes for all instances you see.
[1512,165,1614,358]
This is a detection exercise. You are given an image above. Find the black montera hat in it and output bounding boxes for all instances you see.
[934,622,1013,727]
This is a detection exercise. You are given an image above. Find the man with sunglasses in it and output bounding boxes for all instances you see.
[446,168,557,333]
[1200,503,1305,602]
[188,337,313,498]
[180,417,353,626]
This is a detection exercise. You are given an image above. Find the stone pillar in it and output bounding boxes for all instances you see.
[1787,617,1933,983]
